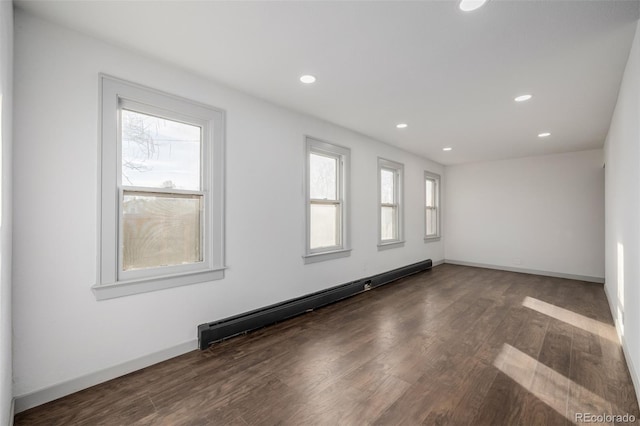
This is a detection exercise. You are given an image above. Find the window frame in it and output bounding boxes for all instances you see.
[378,158,405,249]
[424,170,441,241]
[94,75,225,300]
[303,136,351,264]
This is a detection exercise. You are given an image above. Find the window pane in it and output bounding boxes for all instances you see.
[310,203,339,249]
[381,169,395,204]
[381,206,397,240]
[426,179,435,207]
[121,109,201,190]
[426,208,437,236]
[310,153,337,200]
[122,192,202,271]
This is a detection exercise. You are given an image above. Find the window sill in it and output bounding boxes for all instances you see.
[303,248,352,264]
[424,236,441,242]
[92,267,226,300]
[377,240,405,251]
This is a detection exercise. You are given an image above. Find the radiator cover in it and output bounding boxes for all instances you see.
[197,258,433,349]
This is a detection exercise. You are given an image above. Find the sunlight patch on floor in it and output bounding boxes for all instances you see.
[522,296,618,343]
[494,343,611,422]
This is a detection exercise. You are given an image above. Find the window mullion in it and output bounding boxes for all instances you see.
[123,186,205,197]
[310,199,340,205]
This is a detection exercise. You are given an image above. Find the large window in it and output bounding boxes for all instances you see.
[425,171,441,240]
[304,137,350,263]
[95,76,225,300]
[378,158,404,248]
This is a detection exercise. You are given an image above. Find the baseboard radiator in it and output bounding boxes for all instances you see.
[197,259,433,349]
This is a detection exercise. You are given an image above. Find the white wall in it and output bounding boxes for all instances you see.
[604,19,640,394]
[12,11,444,408]
[0,1,12,424]
[445,149,605,281]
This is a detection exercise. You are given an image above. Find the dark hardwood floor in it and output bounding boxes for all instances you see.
[15,264,640,425]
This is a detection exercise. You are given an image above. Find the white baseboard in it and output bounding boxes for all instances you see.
[603,282,640,411]
[603,281,616,329]
[432,259,445,267]
[14,339,197,414]
[621,339,640,414]
[444,259,605,284]
[8,398,14,426]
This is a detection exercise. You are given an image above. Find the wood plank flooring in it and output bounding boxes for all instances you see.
[15,264,640,425]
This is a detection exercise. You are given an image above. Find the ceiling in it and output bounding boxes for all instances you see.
[15,0,640,165]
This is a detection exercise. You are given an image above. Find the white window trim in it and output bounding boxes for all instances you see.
[378,157,405,249]
[424,170,441,241]
[303,136,351,264]
[93,75,226,300]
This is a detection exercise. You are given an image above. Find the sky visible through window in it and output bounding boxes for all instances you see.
[426,179,435,207]
[310,153,337,200]
[121,109,201,190]
[381,169,394,204]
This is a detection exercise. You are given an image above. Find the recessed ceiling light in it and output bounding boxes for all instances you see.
[514,94,533,102]
[396,123,408,129]
[443,147,453,151]
[459,0,488,12]
[538,132,551,138]
[299,75,316,84]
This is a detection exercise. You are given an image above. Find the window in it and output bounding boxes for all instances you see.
[304,137,350,263]
[95,76,225,300]
[425,171,441,240]
[378,158,404,248]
